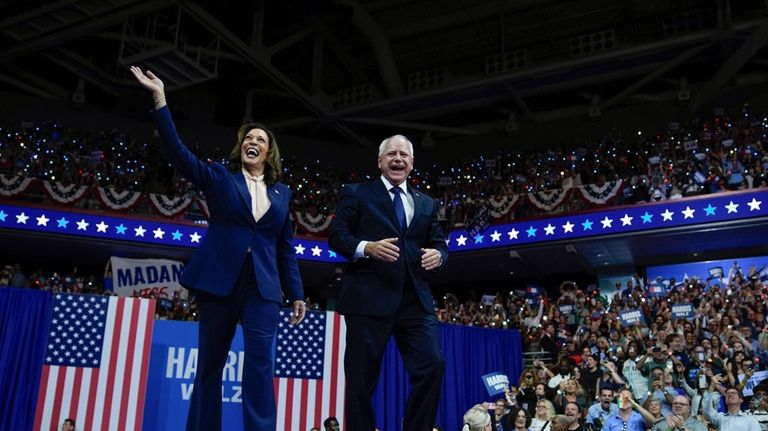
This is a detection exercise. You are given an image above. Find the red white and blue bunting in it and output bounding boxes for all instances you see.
[42,180,90,204]
[0,174,33,196]
[97,186,142,210]
[527,188,570,211]
[294,211,333,233]
[578,180,623,205]
[148,193,193,217]
[488,194,519,219]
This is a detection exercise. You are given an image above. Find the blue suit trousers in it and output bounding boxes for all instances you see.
[186,259,280,431]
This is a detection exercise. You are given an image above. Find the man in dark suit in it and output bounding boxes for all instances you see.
[329,134,448,431]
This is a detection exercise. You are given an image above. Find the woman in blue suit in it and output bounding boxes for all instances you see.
[130,66,306,431]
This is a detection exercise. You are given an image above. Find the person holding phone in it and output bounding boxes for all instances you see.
[702,377,761,431]
[602,388,645,431]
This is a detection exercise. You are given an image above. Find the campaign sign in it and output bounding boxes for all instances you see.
[670,303,695,320]
[742,370,768,396]
[111,256,187,299]
[646,283,666,297]
[481,294,496,306]
[482,372,510,396]
[559,304,574,315]
[619,309,645,326]
[143,320,245,430]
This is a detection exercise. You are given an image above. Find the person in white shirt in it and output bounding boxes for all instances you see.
[548,359,574,390]
[702,378,761,431]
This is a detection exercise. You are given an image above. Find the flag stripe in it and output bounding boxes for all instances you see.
[118,299,140,430]
[91,296,118,430]
[336,315,347,429]
[305,380,317,429]
[314,378,324,428]
[298,381,308,431]
[83,363,100,431]
[33,365,51,431]
[109,297,133,430]
[75,369,92,431]
[338,315,347,429]
[50,367,65,430]
[295,379,307,430]
[275,378,287,428]
[284,379,295,431]
[100,296,125,430]
[58,367,75,428]
[68,367,84,422]
[83,369,101,430]
[328,312,341,417]
[320,314,334,419]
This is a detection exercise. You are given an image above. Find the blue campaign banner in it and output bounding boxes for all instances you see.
[481,372,510,396]
[142,320,246,430]
[619,309,645,326]
[670,303,695,320]
[647,255,768,287]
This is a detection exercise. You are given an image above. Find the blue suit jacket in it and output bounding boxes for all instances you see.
[328,179,448,316]
[152,107,303,303]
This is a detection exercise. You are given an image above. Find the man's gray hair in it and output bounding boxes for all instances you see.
[378,134,414,157]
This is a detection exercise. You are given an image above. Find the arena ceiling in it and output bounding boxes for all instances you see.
[2,0,768,147]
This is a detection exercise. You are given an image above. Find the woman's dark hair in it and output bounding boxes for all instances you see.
[505,406,532,429]
[229,122,281,185]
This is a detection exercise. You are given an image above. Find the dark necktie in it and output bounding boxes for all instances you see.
[391,186,407,232]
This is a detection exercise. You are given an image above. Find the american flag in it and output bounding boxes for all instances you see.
[274,310,346,431]
[33,294,155,431]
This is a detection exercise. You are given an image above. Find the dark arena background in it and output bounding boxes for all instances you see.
[1,1,768,430]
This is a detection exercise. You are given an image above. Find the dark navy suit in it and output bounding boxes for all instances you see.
[329,178,448,431]
[152,106,303,431]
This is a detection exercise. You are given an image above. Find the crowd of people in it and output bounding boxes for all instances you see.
[2,107,767,232]
[457,264,768,431]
